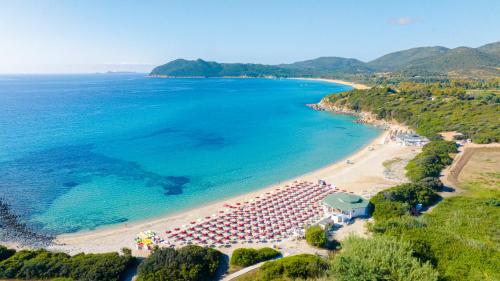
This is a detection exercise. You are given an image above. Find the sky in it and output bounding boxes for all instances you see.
[0,0,499,73]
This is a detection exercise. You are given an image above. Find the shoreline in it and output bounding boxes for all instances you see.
[149,75,370,90]
[3,77,400,255]
[287,77,370,90]
[48,120,417,255]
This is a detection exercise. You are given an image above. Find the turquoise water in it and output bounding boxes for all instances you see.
[0,75,380,234]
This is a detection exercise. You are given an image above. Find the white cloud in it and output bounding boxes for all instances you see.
[388,17,417,26]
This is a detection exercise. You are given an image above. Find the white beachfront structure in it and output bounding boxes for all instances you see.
[321,192,370,219]
[395,133,429,147]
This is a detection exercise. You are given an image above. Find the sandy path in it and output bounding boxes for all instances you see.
[49,127,417,256]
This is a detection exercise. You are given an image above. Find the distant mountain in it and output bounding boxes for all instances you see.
[280,57,372,75]
[150,57,369,78]
[403,47,500,75]
[150,59,291,77]
[477,41,500,57]
[367,46,449,71]
[151,41,500,78]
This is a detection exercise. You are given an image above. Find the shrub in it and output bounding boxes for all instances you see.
[256,254,329,280]
[370,196,410,221]
[330,236,438,281]
[230,247,280,267]
[0,246,15,262]
[305,225,328,248]
[406,140,457,182]
[137,245,223,281]
[0,248,132,281]
[417,177,444,191]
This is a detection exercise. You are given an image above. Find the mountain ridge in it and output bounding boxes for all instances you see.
[150,41,500,78]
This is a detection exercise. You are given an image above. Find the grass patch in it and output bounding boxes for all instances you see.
[383,157,402,169]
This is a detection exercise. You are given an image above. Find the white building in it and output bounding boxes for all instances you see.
[395,133,429,147]
[322,192,370,219]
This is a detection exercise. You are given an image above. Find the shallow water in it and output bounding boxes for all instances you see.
[0,75,380,234]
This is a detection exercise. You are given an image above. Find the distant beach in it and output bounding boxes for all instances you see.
[289,77,370,90]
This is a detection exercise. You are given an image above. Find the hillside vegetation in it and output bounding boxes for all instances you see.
[323,81,500,143]
[150,41,500,79]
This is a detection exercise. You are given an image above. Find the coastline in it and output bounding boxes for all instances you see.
[149,75,370,90]
[50,121,417,256]
[4,76,406,256]
[288,77,370,90]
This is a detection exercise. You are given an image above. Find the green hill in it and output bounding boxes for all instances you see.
[404,47,500,76]
[150,59,291,77]
[477,41,500,57]
[367,46,449,71]
[279,57,372,76]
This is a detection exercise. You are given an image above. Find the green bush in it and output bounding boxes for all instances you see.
[256,254,329,281]
[305,225,328,248]
[406,141,457,182]
[230,247,280,267]
[330,236,438,281]
[137,245,223,281]
[417,177,444,191]
[370,196,410,221]
[370,183,439,220]
[0,248,132,281]
[0,245,16,262]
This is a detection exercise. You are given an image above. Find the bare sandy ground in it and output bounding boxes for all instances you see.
[440,142,500,196]
[49,126,417,256]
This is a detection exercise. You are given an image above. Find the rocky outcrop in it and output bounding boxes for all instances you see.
[307,99,392,129]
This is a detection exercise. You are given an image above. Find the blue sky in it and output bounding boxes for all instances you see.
[0,0,499,73]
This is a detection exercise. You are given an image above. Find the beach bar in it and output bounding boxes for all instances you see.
[321,192,369,219]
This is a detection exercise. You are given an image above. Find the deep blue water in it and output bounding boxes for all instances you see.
[0,75,380,234]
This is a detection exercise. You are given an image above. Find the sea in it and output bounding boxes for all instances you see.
[0,74,380,234]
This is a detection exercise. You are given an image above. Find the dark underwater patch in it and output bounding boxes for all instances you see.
[162,176,190,195]
[62,181,79,188]
[128,127,181,141]
[129,127,230,150]
[194,134,228,149]
[0,144,188,234]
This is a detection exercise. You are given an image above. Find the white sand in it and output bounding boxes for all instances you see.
[50,126,417,256]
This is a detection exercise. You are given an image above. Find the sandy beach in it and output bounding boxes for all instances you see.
[289,77,371,90]
[51,123,417,256]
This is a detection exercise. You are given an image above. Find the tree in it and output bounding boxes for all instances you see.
[0,246,15,262]
[137,245,223,281]
[305,225,328,248]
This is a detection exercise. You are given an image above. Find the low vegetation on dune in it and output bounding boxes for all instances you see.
[329,236,439,281]
[370,140,457,221]
[254,254,329,281]
[368,149,500,281]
